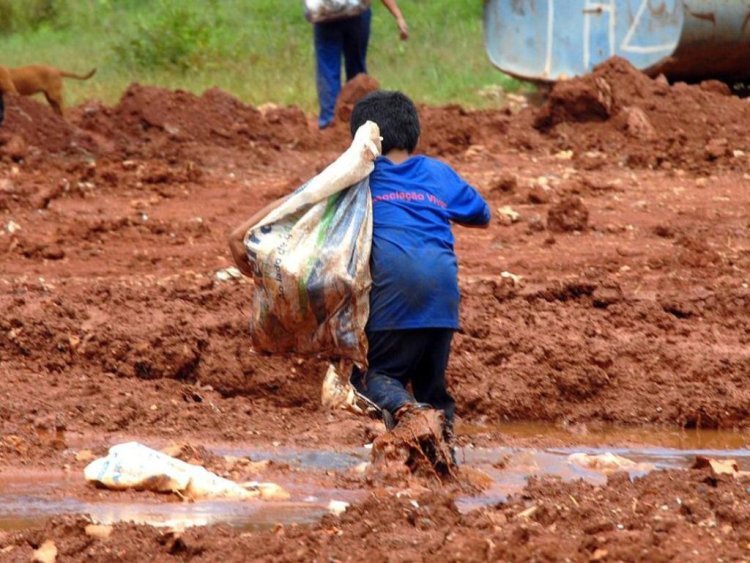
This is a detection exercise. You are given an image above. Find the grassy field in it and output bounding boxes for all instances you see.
[0,0,524,111]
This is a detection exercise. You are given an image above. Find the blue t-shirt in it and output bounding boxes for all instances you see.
[367,155,491,331]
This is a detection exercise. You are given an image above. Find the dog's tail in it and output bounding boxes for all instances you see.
[60,68,97,81]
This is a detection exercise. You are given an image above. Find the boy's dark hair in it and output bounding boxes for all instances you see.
[350,90,420,154]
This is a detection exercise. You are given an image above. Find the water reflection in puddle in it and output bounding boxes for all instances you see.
[0,494,347,533]
[211,446,368,471]
[455,444,750,512]
[0,471,361,533]
[458,421,750,451]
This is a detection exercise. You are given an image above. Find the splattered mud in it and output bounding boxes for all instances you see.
[2,57,750,559]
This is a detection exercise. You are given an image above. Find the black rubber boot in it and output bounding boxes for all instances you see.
[442,422,458,466]
[384,402,430,431]
[393,402,433,426]
[382,409,396,431]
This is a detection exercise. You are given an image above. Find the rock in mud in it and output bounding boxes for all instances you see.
[692,456,739,477]
[32,540,57,563]
[534,73,615,130]
[527,183,551,204]
[699,80,732,97]
[497,205,520,225]
[526,214,546,233]
[0,134,28,161]
[85,524,113,540]
[327,500,350,516]
[622,106,656,141]
[567,452,652,474]
[592,283,623,308]
[705,138,729,160]
[488,171,517,194]
[547,196,589,233]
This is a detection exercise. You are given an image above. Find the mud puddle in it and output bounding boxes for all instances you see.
[459,421,750,450]
[455,424,750,512]
[211,445,367,470]
[0,446,364,533]
[2,427,748,531]
[0,474,360,533]
[0,478,352,532]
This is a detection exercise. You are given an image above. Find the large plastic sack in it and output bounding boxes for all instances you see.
[304,0,372,23]
[84,442,288,500]
[244,121,380,365]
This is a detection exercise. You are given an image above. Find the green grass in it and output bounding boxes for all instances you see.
[0,0,526,111]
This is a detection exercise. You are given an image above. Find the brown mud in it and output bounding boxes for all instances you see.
[2,466,750,561]
[370,408,457,484]
[2,57,750,557]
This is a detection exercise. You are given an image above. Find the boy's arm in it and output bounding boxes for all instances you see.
[447,183,491,229]
[228,195,290,277]
[437,161,492,228]
[381,0,408,40]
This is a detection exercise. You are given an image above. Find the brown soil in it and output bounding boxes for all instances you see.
[2,59,750,556]
[534,57,750,170]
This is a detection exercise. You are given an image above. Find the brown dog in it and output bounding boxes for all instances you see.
[0,65,96,117]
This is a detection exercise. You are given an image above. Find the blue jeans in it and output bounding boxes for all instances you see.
[351,328,456,429]
[313,9,371,128]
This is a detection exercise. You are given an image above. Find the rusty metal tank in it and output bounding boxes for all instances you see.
[484,0,750,83]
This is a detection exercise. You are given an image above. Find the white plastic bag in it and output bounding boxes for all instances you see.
[84,442,288,500]
[304,0,372,23]
[321,362,379,414]
[244,122,380,365]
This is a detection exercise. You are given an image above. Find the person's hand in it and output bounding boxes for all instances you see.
[396,16,409,40]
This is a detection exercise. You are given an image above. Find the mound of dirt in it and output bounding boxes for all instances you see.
[73,84,315,156]
[534,57,750,169]
[2,95,97,155]
[1,85,316,159]
[335,73,380,123]
[416,99,549,156]
[0,80,544,161]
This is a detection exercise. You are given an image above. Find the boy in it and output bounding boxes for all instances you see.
[348,91,491,445]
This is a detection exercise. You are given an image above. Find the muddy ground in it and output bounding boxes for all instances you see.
[1,58,750,560]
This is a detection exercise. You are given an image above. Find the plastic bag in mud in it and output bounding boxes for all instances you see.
[84,442,288,500]
[304,0,372,23]
[244,121,380,365]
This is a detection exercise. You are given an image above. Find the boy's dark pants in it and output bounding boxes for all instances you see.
[351,328,456,431]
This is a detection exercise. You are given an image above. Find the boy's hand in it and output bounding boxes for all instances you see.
[228,225,257,277]
[397,17,409,40]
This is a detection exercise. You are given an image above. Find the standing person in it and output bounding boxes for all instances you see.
[309,0,408,129]
[347,91,491,459]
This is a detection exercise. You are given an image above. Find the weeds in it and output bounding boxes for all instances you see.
[0,0,67,34]
[113,0,223,71]
[0,0,526,108]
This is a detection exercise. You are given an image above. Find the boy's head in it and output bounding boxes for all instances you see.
[350,90,420,155]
